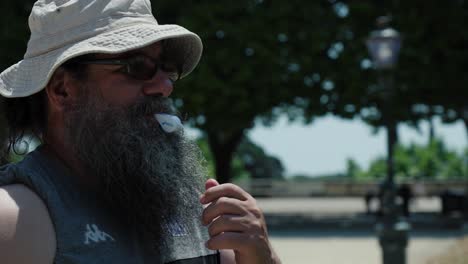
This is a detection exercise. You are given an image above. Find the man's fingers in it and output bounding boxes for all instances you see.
[201,179,220,208]
[202,197,244,225]
[200,183,251,204]
[205,232,247,251]
[207,214,247,237]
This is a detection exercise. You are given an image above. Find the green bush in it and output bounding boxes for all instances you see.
[347,138,467,180]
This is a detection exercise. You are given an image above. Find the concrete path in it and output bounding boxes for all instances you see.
[269,230,462,264]
[255,197,465,264]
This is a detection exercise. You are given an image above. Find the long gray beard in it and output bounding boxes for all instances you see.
[64,95,206,252]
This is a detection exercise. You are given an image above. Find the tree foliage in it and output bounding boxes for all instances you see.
[236,137,285,180]
[196,136,284,181]
[347,138,468,180]
[0,1,35,71]
[313,1,468,132]
[153,0,353,182]
[154,1,468,182]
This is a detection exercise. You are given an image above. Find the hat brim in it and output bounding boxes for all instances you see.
[0,24,202,98]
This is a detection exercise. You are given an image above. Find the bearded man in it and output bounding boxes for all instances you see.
[0,0,280,263]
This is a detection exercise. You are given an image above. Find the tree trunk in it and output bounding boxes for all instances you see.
[207,130,245,184]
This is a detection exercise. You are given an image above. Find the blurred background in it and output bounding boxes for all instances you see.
[1,1,467,263]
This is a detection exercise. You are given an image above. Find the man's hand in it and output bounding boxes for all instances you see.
[200,179,281,264]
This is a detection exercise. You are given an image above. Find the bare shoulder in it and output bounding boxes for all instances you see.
[0,184,56,264]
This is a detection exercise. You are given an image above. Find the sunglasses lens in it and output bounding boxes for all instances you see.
[125,56,180,82]
[128,57,157,80]
[160,63,180,82]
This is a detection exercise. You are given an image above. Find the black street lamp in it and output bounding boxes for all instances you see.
[367,17,401,70]
[366,16,410,264]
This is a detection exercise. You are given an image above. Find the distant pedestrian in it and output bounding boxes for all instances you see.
[398,184,413,217]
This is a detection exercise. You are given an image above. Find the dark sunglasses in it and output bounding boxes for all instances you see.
[77,55,181,82]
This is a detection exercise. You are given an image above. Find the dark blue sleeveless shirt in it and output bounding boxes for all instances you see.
[0,148,219,264]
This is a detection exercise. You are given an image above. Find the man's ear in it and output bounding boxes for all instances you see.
[45,67,77,111]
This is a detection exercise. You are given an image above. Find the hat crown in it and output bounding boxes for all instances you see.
[0,0,202,98]
[26,0,156,58]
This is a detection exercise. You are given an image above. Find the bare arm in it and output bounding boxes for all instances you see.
[0,184,56,264]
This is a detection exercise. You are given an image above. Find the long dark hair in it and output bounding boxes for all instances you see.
[2,59,88,158]
[2,90,47,156]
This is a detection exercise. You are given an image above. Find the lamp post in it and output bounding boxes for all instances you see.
[366,16,410,264]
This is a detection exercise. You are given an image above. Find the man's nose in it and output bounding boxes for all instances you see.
[142,71,174,97]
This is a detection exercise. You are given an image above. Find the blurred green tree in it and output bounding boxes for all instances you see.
[0,1,34,71]
[196,135,284,181]
[299,1,468,182]
[347,138,468,180]
[319,1,468,133]
[346,158,365,179]
[154,0,342,183]
[236,137,285,180]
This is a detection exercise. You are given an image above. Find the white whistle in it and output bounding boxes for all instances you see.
[154,113,183,133]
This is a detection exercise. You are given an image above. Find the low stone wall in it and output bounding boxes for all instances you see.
[234,179,468,197]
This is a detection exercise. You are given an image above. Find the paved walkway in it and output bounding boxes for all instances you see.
[255,197,466,264]
[269,230,463,264]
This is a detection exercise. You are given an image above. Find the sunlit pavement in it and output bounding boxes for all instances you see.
[269,230,463,264]
[257,197,466,264]
[257,197,465,230]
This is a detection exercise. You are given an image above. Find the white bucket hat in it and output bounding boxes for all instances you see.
[0,0,203,98]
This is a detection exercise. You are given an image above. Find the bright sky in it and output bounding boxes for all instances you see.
[248,115,467,177]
